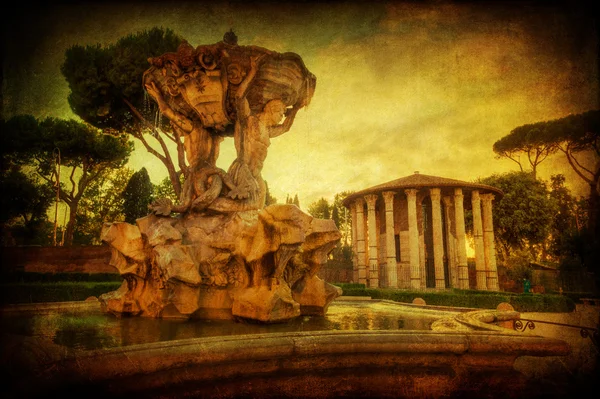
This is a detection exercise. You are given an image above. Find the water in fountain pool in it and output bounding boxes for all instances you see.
[0,300,451,351]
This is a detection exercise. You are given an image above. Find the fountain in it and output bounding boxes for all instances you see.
[0,32,573,398]
[99,32,340,324]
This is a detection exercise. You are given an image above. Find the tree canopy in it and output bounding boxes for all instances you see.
[2,115,133,246]
[494,110,599,232]
[61,27,185,197]
[264,181,277,206]
[476,171,557,260]
[122,167,154,224]
[74,167,133,244]
[308,198,331,220]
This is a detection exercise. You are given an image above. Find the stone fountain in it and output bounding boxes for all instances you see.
[0,32,575,399]
[99,31,341,323]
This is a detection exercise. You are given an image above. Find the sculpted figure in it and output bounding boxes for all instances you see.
[143,34,314,215]
[208,55,299,212]
[100,34,343,324]
[145,80,230,215]
[145,81,222,168]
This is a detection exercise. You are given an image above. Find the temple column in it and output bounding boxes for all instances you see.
[365,194,379,288]
[351,201,358,283]
[481,193,499,291]
[405,189,421,289]
[471,190,487,290]
[430,188,446,289]
[454,188,469,289]
[382,191,398,288]
[443,196,456,288]
[355,198,367,285]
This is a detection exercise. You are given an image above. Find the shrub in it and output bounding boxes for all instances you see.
[334,283,366,290]
[339,287,575,312]
[0,272,122,283]
[0,282,122,305]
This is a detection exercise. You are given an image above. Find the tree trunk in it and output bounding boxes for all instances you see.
[64,201,79,246]
[588,180,599,235]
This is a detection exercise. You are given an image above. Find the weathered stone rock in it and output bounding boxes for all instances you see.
[165,281,201,317]
[99,204,341,323]
[99,281,142,317]
[145,220,182,247]
[232,283,301,323]
[153,245,201,286]
[98,35,338,323]
[101,222,146,262]
[292,275,342,316]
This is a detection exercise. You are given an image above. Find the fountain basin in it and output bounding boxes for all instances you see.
[1,299,570,398]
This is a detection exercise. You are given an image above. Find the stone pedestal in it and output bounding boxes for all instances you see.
[100,204,341,323]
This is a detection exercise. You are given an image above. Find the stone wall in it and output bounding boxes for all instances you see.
[0,245,115,273]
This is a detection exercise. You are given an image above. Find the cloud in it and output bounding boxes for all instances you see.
[4,1,597,209]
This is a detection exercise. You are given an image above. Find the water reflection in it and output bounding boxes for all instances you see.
[0,301,444,351]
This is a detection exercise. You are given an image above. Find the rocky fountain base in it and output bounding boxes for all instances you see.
[99,204,342,323]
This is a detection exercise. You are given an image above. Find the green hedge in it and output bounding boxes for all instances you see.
[0,282,122,305]
[333,283,366,290]
[560,291,599,304]
[0,272,122,283]
[0,280,577,312]
[339,288,576,313]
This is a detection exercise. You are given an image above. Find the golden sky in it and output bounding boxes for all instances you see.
[3,0,598,208]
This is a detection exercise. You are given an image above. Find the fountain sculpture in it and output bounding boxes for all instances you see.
[99,31,341,323]
[0,31,575,399]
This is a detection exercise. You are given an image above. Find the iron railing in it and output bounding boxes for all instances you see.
[514,318,599,350]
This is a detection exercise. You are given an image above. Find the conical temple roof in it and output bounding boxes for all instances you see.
[343,172,503,207]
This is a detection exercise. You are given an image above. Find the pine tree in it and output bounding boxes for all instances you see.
[122,168,154,224]
[264,180,277,206]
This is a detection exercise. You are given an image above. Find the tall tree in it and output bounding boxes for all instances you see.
[308,197,331,220]
[122,168,154,224]
[0,168,54,246]
[61,27,185,197]
[292,194,300,208]
[74,167,133,244]
[495,110,599,232]
[308,193,354,268]
[1,117,54,236]
[332,191,354,244]
[477,171,557,261]
[153,176,179,204]
[331,205,340,228]
[1,115,40,171]
[549,110,600,233]
[6,116,133,245]
[264,181,277,206]
[493,123,557,179]
[547,174,577,259]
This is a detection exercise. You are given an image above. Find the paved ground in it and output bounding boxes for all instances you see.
[513,304,599,397]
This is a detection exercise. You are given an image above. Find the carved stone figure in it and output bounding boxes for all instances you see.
[99,33,339,323]
[143,32,315,215]
[209,55,300,212]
